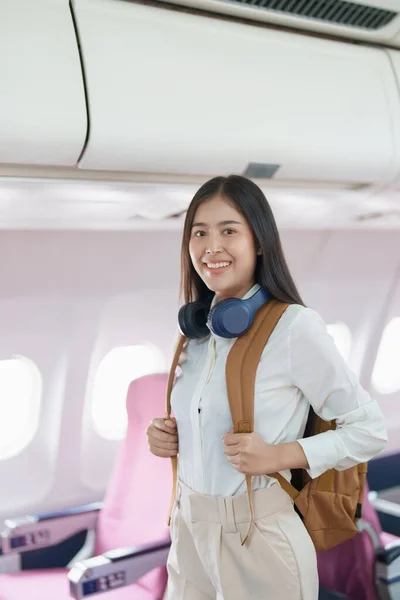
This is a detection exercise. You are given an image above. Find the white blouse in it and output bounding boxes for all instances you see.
[170,284,388,497]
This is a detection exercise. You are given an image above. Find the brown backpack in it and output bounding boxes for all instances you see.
[165,299,367,553]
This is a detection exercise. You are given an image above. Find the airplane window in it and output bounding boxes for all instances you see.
[0,356,42,460]
[372,317,400,395]
[326,322,352,363]
[91,344,166,441]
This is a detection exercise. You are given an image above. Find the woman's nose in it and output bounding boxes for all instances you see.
[205,233,222,254]
[206,243,222,255]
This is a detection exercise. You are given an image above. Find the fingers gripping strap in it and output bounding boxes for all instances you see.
[166,335,186,526]
[226,300,290,544]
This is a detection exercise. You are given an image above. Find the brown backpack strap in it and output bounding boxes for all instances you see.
[165,335,186,526]
[226,299,290,544]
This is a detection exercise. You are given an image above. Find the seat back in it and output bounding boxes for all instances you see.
[317,482,383,600]
[95,373,171,598]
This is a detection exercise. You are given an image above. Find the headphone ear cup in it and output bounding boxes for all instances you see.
[178,301,210,339]
[208,298,250,338]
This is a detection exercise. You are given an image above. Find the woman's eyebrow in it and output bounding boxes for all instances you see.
[191,220,242,228]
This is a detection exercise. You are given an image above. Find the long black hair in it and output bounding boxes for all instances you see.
[180,174,305,307]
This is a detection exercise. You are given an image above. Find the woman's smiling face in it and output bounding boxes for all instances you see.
[189,195,258,302]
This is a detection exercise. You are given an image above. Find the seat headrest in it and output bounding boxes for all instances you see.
[125,372,169,423]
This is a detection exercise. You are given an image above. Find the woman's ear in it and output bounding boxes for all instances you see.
[257,248,262,255]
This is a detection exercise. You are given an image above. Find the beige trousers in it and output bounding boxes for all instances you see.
[166,480,318,600]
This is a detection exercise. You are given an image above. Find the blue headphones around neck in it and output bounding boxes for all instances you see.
[178,287,270,339]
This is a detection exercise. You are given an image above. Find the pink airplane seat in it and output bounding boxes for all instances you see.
[0,373,172,600]
[317,481,400,600]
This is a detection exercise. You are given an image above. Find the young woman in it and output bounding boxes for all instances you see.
[146,175,388,600]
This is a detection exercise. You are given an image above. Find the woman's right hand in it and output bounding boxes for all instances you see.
[146,417,179,458]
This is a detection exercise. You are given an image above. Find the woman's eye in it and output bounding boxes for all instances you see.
[223,228,235,235]
[193,230,205,237]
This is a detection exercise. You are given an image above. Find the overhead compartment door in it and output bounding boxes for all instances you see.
[72,0,400,184]
[0,0,87,166]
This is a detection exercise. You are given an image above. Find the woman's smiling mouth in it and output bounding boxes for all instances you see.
[203,261,232,275]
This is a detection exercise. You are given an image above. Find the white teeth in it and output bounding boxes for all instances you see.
[206,262,231,269]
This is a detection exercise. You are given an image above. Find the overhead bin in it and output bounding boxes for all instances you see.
[0,0,87,167]
[387,50,400,189]
[69,1,399,185]
[71,0,400,185]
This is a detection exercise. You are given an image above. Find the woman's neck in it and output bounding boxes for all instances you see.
[214,281,257,303]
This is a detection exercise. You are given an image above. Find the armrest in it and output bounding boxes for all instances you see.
[355,517,400,565]
[377,540,400,566]
[1,502,102,555]
[369,490,400,537]
[375,486,400,504]
[375,538,400,593]
[371,498,400,519]
[68,538,170,599]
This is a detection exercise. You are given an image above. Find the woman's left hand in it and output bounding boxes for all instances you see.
[222,429,280,476]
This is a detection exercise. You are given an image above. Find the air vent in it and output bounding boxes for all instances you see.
[225,0,396,31]
[244,162,280,178]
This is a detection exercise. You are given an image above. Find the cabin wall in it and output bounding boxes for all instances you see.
[0,229,398,528]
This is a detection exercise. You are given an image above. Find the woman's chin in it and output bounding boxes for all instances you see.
[208,284,235,299]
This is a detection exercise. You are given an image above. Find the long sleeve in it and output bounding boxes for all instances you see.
[291,308,388,479]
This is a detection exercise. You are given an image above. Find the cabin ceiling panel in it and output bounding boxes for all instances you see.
[0,179,398,230]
